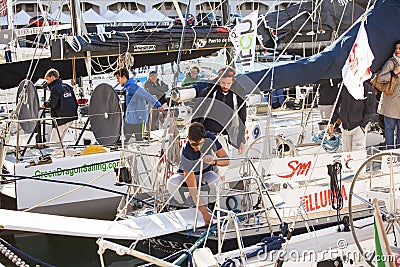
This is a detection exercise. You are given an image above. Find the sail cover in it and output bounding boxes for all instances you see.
[238,0,400,91]
[51,27,231,60]
[258,0,372,50]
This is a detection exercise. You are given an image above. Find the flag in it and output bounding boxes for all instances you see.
[373,198,394,267]
[342,20,374,100]
[229,10,258,72]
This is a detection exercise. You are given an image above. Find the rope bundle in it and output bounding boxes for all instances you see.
[312,130,341,153]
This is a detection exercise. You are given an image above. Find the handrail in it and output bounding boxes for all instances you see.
[6,117,66,160]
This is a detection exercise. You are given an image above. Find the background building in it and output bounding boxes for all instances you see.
[13,0,302,21]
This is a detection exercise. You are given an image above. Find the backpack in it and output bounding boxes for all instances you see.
[371,57,398,95]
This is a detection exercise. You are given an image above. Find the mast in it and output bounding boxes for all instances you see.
[69,0,90,86]
[221,0,229,26]
[70,0,87,36]
[221,0,232,66]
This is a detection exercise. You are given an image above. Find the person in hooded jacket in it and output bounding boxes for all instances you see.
[43,68,78,144]
[114,68,163,142]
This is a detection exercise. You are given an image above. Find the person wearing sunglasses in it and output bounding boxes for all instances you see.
[181,66,201,87]
[167,122,229,226]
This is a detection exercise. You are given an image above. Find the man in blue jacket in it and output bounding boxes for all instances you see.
[114,68,164,142]
[43,68,78,144]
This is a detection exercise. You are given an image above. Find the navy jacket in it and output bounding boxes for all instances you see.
[192,79,246,148]
[330,81,377,130]
[44,79,78,126]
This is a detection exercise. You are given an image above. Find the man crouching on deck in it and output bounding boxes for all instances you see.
[167,122,230,225]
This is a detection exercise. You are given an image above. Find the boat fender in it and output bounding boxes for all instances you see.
[226,196,238,211]
[170,87,196,102]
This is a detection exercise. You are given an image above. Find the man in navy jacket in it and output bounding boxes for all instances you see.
[43,68,78,144]
[329,80,377,151]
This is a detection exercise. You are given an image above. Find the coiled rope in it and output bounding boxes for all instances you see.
[327,161,344,228]
[312,130,341,153]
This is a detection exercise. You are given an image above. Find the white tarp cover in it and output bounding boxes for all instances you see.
[51,11,71,24]
[14,10,32,25]
[133,9,148,22]
[102,10,116,20]
[0,208,206,240]
[144,8,173,22]
[114,8,140,23]
[83,8,111,24]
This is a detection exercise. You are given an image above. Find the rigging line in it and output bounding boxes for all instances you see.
[153,0,196,211]
[90,58,118,74]
[22,167,115,212]
[51,0,69,22]
[2,174,153,207]
[331,0,349,42]
[250,0,327,87]
[270,0,282,90]
[171,0,192,87]
[100,185,146,247]
[15,0,57,79]
[24,23,61,82]
[150,1,322,214]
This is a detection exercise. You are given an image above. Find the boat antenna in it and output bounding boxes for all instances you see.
[171,0,190,87]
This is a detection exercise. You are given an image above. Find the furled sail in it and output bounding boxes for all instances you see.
[51,27,231,60]
[258,0,373,52]
[238,0,400,92]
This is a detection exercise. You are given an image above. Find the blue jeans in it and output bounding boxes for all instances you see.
[384,116,400,149]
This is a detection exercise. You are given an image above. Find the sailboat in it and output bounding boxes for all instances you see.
[0,0,396,265]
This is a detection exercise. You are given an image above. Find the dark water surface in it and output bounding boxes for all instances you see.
[0,232,144,267]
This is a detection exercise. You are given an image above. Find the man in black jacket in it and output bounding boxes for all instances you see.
[43,68,78,144]
[318,78,341,121]
[192,67,246,155]
[328,80,377,152]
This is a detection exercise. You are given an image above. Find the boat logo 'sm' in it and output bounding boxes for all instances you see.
[277,160,312,179]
